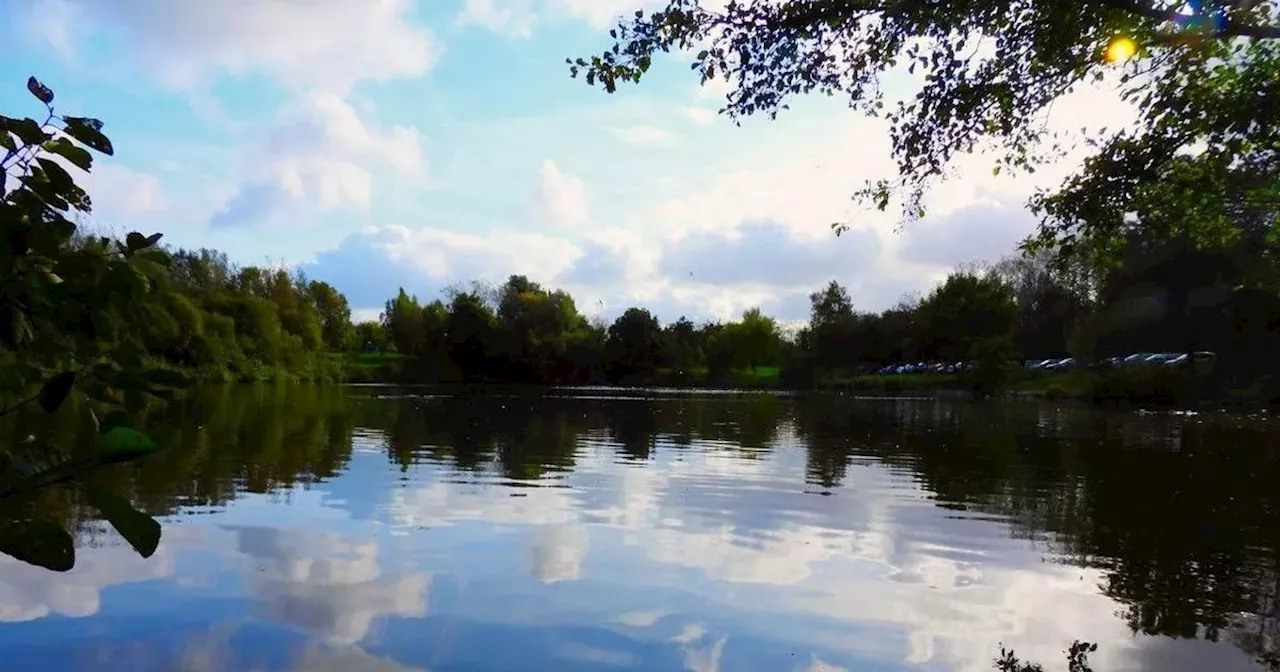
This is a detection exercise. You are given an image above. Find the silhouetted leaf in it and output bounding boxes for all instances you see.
[42,137,92,170]
[86,487,161,558]
[26,77,53,104]
[38,371,76,413]
[62,116,112,156]
[0,518,74,571]
[3,117,48,145]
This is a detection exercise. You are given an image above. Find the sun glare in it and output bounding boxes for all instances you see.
[1105,36,1138,63]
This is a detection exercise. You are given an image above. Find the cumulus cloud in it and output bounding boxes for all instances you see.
[232,526,430,645]
[458,0,538,37]
[460,0,665,34]
[527,524,590,583]
[304,224,583,311]
[661,219,880,290]
[0,529,178,622]
[211,93,425,227]
[26,0,438,91]
[897,204,1036,269]
[682,108,718,126]
[528,160,590,229]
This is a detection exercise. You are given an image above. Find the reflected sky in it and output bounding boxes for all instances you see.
[0,388,1275,671]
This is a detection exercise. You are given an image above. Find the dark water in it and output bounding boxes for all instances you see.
[1,386,1278,672]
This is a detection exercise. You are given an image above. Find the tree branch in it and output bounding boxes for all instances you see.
[1090,0,1280,40]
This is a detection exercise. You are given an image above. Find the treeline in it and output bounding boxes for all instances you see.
[71,243,356,382]
[354,216,1280,395]
[362,277,788,385]
[45,215,1280,393]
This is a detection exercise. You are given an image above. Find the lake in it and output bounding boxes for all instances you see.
[0,385,1277,671]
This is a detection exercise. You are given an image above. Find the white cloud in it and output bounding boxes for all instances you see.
[459,0,538,37]
[232,526,431,646]
[612,124,682,147]
[461,0,665,35]
[616,609,667,627]
[528,159,590,228]
[83,163,167,219]
[682,107,718,126]
[212,93,425,227]
[28,0,438,92]
[527,524,590,583]
[0,523,194,622]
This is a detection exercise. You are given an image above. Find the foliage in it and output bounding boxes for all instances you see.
[994,641,1096,672]
[0,77,191,571]
[569,0,1279,268]
[603,307,665,381]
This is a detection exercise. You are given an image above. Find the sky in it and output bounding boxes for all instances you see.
[1,0,1137,324]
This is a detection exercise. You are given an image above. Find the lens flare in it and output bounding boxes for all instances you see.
[1105,36,1138,63]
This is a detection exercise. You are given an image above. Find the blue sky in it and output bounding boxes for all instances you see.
[2,0,1135,323]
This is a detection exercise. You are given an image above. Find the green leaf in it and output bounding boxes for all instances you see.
[62,117,113,156]
[26,77,54,105]
[97,426,158,458]
[38,371,77,413]
[0,518,74,571]
[42,137,92,170]
[86,487,161,558]
[0,132,14,152]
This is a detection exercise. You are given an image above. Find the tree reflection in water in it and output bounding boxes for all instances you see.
[9,385,1280,670]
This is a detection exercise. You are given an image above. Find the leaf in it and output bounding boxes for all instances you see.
[35,157,74,192]
[38,371,77,413]
[134,248,171,267]
[0,518,74,571]
[26,77,54,105]
[125,232,147,252]
[8,118,49,146]
[42,137,92,170]
[86,487,161,558]
[97,426,158,459]
[62,117,113,156]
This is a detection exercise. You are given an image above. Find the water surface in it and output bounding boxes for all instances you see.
[1,386,1277,671]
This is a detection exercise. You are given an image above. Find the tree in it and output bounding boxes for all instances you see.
[990,252,1094,358]
[603,308,665,380]
[807,280,857,370]
[446,291,497,381]
[307,280,353,351]
[382,288,424,356]
[735,307,782,372]
[916,270,1018,363]
[662,316,704,374]
[352,321,389,351]
[570,1,1280,259]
